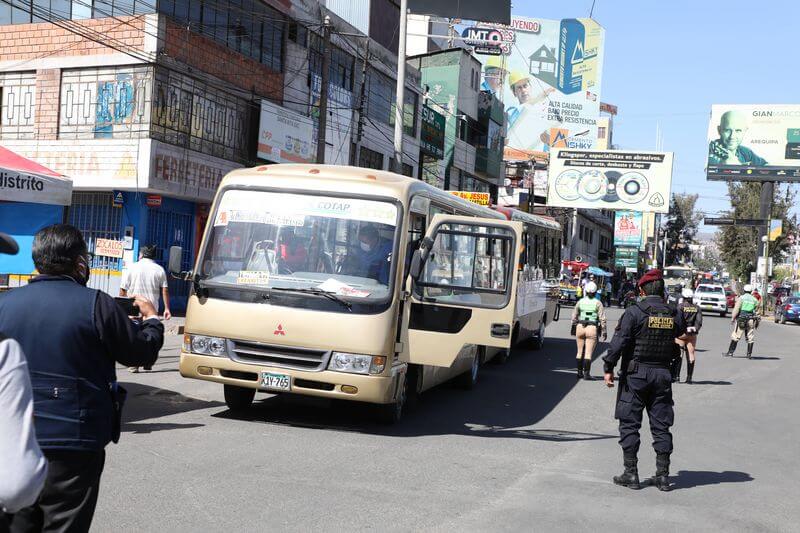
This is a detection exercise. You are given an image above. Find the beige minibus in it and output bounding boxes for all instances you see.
[169,164,559,423]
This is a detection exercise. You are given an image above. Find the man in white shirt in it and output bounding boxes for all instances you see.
[120,244,170,372]
[0,232,47,524]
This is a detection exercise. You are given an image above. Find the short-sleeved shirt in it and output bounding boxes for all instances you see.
[121,258,168,308]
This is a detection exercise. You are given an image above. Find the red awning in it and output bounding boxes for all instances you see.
[0,146,72,206]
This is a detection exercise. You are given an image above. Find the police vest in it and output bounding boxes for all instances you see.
[0,277,117,451]
[577,297,599,324]
[681,303,700,328]
[632,302,678,365]
[740,294,757,314]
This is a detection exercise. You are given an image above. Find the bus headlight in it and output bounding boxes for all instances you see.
[183,334,228,357]
[329,352,386,375]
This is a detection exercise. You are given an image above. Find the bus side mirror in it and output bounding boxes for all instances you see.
[168,245,184,278]
[409,237,433,281]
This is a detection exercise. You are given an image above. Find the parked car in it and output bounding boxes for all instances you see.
[775,297,800,324]
[725,290,736,309]
[695,284,728,317]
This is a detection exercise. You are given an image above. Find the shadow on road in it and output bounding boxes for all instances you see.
[747,356,781,360]
[669,470,754,490]
[682,380,732,386]
[120,382,224,430]
[214,337,616,441]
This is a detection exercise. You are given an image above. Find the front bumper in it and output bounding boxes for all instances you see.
[698,301,727,312]
[179,352,401,404]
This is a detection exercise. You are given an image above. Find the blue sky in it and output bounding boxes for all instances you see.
[513,0,800,230]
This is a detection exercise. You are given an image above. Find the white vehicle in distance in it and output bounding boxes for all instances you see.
[694,284,728,317]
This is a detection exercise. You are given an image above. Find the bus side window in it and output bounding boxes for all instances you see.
[518,231,528,270]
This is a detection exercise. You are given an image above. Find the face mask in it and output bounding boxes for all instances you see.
[77,256,91,286]
[360,242,372,252]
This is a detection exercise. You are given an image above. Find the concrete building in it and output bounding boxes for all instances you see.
[409,48,505,196]
[0,0,421,308]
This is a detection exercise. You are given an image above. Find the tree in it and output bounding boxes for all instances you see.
[716,182,797,280]
[664,193,703,265]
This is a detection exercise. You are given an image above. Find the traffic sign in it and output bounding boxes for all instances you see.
[704,217,767,227]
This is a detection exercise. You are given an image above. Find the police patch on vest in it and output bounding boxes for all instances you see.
[683,306,697,313]
[648,316,674,329]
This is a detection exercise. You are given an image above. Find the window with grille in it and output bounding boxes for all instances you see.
[358,146,384,170]
[150,67,253,164]
[60,65,152,140]
[0,72,36,140]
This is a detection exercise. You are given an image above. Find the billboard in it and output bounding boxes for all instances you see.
[706,104,800,181]
[476,17,605,153]
[615,247,638,270]
[409,0,511,25]
[258,100,314,164]
[614,211,643,247]
[547,148,674,213]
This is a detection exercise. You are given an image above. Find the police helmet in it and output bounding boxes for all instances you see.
[585,281,598,294]
[681,288,694,300]
[743,284,753,293]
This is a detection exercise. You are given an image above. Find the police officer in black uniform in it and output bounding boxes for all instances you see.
[603,269,686,491]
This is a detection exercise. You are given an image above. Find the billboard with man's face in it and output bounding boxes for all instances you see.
[475,17,605,153]
[707,104,800,180]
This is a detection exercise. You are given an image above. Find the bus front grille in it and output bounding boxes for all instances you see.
[229,340,330,371]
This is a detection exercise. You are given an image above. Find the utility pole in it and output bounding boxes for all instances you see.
[353,40,370,167]
[392,0,408,174]
[757,181,775,312]
[316,15,332,164]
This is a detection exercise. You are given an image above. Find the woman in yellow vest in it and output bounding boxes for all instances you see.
[571,282,608,379]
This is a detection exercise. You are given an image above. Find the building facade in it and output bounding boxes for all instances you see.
[0,0,422,309]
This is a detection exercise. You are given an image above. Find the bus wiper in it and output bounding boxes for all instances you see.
[271,287,352,311]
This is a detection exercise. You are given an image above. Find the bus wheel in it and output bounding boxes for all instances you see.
[223,384,256,412]
[532,322,545,351]
[457,349,481,390]
[376,373,408,424]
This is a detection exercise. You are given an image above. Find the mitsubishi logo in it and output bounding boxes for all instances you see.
[274,324,286,336]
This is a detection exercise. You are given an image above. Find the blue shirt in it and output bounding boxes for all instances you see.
[357,239,393,285]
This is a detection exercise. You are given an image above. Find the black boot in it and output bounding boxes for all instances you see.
[671,355,682,383]
[724,340,737,357]
[747,343,754,359]
[651,453,671,492]
[583,358,593,380]
[576,359,584,380]
[686,360,694,384]
[613,454,641,489]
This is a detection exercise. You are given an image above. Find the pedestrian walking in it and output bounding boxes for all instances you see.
[674,288,703,383]
[0,233,47,527]
[603,269,686,491]
[571,282,607,380]
[725,284,762,358]
[120,244,170,372]
[0,224,164,533]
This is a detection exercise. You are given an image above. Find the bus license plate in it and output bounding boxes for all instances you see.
[261,372,291,391]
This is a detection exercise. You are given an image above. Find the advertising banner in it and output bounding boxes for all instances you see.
[475,17,605,153]
[258,100,314,164]
[706,104,800,181]
[94,238,124,259]
[614,211,643,247]
[310,74,353,166]
[615,246,638,270]
[408,0,511,25]
[420,105,446,159]
[770,219,783,241]
[547,148,674,213]
[450,191,490,206]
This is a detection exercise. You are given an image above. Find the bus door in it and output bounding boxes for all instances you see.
[399,214,523,367]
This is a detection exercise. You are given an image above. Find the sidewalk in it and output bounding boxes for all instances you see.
[161,316,185,335]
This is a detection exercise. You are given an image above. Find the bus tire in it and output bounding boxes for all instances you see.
[531,322,545,351]
[376,373,409,424]
[223,384,256,412]
[457,349,481,390]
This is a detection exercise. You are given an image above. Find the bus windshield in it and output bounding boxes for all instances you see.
[664,268,693,280]
[198,189,399,304]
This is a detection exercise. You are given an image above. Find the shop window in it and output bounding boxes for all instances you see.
[0,71,36,140]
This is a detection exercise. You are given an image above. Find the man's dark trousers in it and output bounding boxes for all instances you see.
[9,450,105,533]
[616,364,674,454]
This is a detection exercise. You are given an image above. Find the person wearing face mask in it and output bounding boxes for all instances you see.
[0,224,164,533]
[353,225,393,285]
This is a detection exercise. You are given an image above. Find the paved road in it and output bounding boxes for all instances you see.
[94,307,800,532]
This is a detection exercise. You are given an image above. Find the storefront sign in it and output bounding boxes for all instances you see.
[94,238,125,258]
[450,191,490,206]
[258,100,314,164]
[146,194,162,207]
[113,191,124,207]
[150,141,242,202]
[614,246,638,269]
[420,105,446,159]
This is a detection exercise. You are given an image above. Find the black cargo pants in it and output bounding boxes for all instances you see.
[615,364,674,455]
